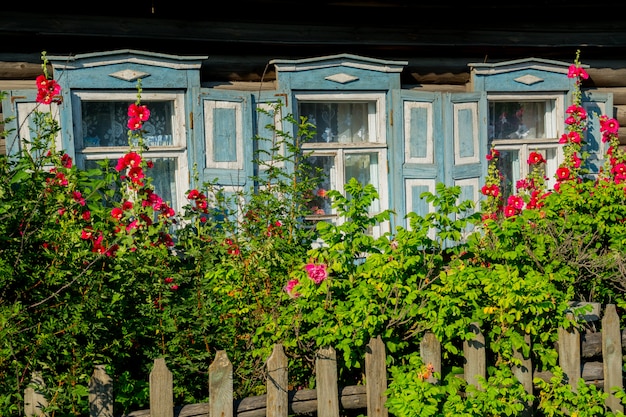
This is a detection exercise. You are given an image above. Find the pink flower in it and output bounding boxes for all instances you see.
[283,279,300,298]
[567,64,589,80]
[305,263,328,284]
[507,195,524,210]
[164,277,174,284]
[600,117,619,135]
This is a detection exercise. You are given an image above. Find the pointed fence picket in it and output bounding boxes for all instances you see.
[24,305,624,417]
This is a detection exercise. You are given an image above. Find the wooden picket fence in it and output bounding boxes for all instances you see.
[24,304,624,417]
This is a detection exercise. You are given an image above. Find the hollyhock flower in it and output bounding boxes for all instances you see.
[72,191,86,206]
[559,131,581,144]
[111,207,124,221]
[187,189,200,200]
[127,167,145,185]
[481,184,499,197]
[169,284,179,291]
[128,103,151,121]
[61,153,73,168]
[80,228,94,239]
[567,64,589,80]
[507,195,524,210]
[82,210,91,221]
[316,188,327,197]
[115,151,142,171]
[305,263,328,284]
[486,149,500,161]
[600,116,619,135]
[528,151,546,165]
[503,205,518,218]
[35,75,62,105]
[283,279,300,298]
[566,105,587,120]
[556,167,571,181]
[122,200,134,211]
[127,117,143,131]
[164,277,174,284]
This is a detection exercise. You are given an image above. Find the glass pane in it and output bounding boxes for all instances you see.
[345,153,380,213]
[496,149,520,198]
[299,102,371,143]
[85,157,177,211]
[306,155,335,216]
[81,101,174,147]
[489,101,548,140]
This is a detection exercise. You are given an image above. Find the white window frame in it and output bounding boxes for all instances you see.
[295,92,389,237]
[487,93,565,191]
[72,90,189,213]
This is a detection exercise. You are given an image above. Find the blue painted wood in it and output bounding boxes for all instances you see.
[443,92,488,187]
[272,54,406,92]
[470,58,579,93]
[213,107,238,163]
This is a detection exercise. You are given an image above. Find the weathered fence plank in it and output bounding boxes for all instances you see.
[463,322,486,390]
[150,358,174,417]
[89,364,113,417]
[266,344,288,417]
[420,331,441,383]
[24,371,48,417]
[316,346,339,417]
[602,304,624,413]
[24,304,625,417]
[558,312,582,389]
[365,336,388,417]
[209,350,234,417]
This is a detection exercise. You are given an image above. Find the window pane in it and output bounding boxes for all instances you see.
[489,101,548,140]
[299,102,371,143]
[307,155,335,215]
[345,153,380,213]
[496,149,520,197]
[85,157,178,210]
[81,101,174,147]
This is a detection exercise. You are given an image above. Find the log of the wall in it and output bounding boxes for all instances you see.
[266,344,288,417]
[150,358,174,417]
[586,69,626,88]
[209,350,234,417]
[123,385,368,417]
[420,331,441,383]
[89,365,113,417]
[558,313,581,389]
[316,346,339,417]
[365,336,388,417]
[602,304,624,413]
[463,322,486,390]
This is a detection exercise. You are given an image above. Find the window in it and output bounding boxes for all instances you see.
[73,91,188,213]
[297,93,388,236]
[487,94,564,195]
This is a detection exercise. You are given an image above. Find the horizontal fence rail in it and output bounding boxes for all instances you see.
[24,304,624,417]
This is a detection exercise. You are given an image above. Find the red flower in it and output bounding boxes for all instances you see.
[61,153,73,168]
[556,167,571,181]
[127,117,143,131]
[111,207,124,221]
[35,75,62,105]
[527,151,546,165]
[128,103,151,122]
[305,263,328,284]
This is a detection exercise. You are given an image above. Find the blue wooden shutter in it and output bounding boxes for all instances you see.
[581,90,613,176]
[443,92,488,216]
[199,90,254,187]
[392,89,443,227]
[1,90,64,157]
